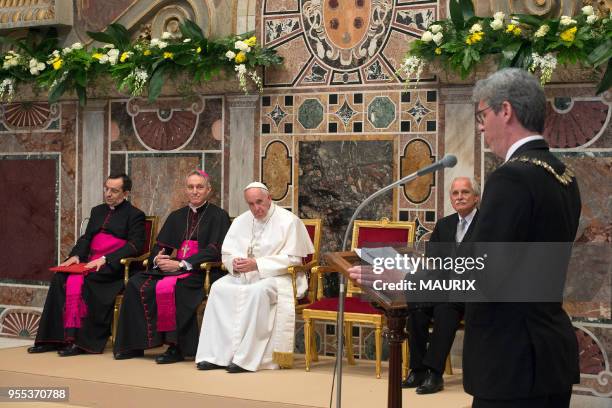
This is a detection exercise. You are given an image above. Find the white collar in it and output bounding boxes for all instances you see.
[458,207,477,225]
[189,201,208,213]
[505,135,545,162]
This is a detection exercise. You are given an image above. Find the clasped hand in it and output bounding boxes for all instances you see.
[155,250,181,273]
[233,257,258,273]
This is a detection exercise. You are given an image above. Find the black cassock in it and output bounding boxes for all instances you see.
[35,200,145,352]
[113,202,230,357]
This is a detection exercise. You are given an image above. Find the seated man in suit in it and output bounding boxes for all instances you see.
[113,170,230,364]
[29,173,145,356]
[403,176,480,394]
[195,182,314,373]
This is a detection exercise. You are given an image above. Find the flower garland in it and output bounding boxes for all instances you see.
[398,0,611,94]
[0,19,282,104]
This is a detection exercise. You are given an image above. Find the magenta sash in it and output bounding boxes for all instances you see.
[156,240,197,332]
[64,232,126,329]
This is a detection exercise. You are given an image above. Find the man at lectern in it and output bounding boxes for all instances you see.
[29,173,145,356]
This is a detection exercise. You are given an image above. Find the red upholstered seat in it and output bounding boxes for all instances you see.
[306,297,383,314]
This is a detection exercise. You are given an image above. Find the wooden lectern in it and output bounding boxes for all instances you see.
[325,251,408,408]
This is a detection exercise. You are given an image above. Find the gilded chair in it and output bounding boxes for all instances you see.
[303,218,415,378]
[289,218,322,316]
[111,215,158,345]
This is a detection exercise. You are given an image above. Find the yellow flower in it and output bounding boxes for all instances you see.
[506,24,515,33]
[512,27,521,36]
[163,52,174,59]
[92,53,104,60]
[235,51,247,63]
[143,49,152,56]
[560,26,577,42]
[435,47,442,55]
[465,31,483,45]
[244,36,257,47]
[120,52,130,62]
[52,58,63,70]
[196,46,202,53]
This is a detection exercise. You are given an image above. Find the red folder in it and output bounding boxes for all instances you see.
[49,263,95,274]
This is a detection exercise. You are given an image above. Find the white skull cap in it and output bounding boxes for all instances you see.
[244,181,269,191]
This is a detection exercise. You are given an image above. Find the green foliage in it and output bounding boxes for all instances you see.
[401,3,611,93]
[0,19,283,104]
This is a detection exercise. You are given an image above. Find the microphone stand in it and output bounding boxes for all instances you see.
[334,155,456,407]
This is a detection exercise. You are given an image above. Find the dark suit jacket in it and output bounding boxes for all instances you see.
[463,139,581,399]
[429,210,479,248]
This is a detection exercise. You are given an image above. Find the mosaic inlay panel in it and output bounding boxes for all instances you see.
[260,90,437,135]
[262,0,438,87]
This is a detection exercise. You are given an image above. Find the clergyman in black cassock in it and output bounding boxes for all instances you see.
[29,174,145,355]
[465,68,581,407]
[113,171,230,363]
[404,176,479,394]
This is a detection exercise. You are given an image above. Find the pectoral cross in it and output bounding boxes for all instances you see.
[181,242,190,258]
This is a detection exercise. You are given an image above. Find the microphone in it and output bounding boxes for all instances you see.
[416,154,457,177]
[333,153,458,407]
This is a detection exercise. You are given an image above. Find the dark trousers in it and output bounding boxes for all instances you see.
[472,390,571,408]
[407,302,464,374]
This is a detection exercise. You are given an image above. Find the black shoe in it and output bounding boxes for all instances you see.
[226,363,251,373]
[27,344,60,354]
[155,346,184,364]
[58,344,84,357]
[114,349,144,360]
[196,361,226,370]
[416,369,444,394]
[401,369,427,388]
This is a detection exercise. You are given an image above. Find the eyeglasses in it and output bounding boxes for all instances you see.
[475,106,492,125]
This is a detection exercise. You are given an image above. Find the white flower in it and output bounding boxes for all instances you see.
[490,19,504,30]
[529,52,558,85]
[510,16,520,25]
[469,23,483,33]
[28,58,45,75]
[183,38,192,43]
[586,14,598,24]
[398,56,425,83]
[493,12,505,21]
[0,78,15,101]
[559,15,577,26]
[421,31,434,42]
[62,47,72,54]
[235,64,247,74]
[150,38,168,49]
[225,50,236,60]
[534,24,550,38]
[161,31,173,40]
[429,24,442,34]
[103,44,115,49]
[582,5,594,16]
[98,54,109,64]
[234,40,251,52]
[432,32,444,45]
[3,51,21,69]
[71,42,83,50]
[106,48,119,65]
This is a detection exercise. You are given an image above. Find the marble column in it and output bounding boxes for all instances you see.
[227,94,259,217]
[440,87,476,216]
[81,100,107,222]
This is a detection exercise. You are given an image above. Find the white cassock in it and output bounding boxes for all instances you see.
[195,204,314,371]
